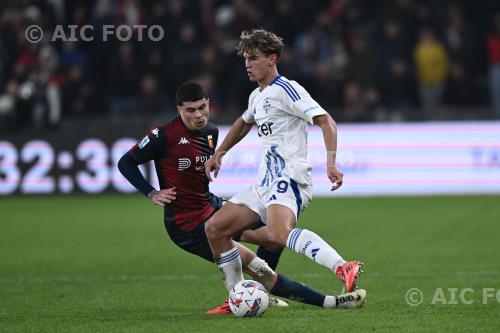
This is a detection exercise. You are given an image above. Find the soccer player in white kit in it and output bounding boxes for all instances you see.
[204,29,364,297]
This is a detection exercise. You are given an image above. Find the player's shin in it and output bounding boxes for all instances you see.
[286,228,346,272]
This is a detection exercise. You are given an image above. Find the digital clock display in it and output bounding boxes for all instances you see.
[0,137,157,195]
[1,122,500,196]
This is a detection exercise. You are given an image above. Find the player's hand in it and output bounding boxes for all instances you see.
[205,151,224,182]
[147,187,176,207]
[328,164,343,191]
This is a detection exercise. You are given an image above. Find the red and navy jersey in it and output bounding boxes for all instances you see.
[129,117,220,234]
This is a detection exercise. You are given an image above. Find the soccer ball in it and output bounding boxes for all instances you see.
[228,280,269,318]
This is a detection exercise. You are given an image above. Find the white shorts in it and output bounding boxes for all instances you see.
[229,177,311,224]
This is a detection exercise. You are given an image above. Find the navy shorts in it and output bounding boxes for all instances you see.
[165,198,266,263]
[168,222,215,262]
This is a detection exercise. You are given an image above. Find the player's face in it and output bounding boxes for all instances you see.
[244,49,276,83]
[177,98,209,131]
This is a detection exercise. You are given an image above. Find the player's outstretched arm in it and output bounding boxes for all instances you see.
[205,116,253,181]
[313,114,343,191]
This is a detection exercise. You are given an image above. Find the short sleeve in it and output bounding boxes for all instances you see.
[129,127,166,164]
[282,81,327,124]
[242,107,255,123]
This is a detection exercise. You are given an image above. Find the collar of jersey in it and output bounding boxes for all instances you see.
[258,73,281,93]
[269,74,282,86]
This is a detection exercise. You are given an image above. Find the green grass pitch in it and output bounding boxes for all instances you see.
[1,195,499,332]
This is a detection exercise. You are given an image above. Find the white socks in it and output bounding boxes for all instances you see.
[323,295,338,308]
[216,247,244,291]
[286,228,346,272]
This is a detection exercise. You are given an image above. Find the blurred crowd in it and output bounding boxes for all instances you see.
[1,0,500,130]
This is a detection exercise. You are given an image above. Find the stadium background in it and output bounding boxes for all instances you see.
[1,0,500,129]
[1,0,500,332]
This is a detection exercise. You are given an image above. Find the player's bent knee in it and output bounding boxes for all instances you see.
[204,219,219,240]
[205,218,232,240]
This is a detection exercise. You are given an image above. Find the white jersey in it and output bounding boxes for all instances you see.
[241,74,327,187]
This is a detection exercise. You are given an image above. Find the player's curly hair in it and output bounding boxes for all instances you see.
[237,29,284,58]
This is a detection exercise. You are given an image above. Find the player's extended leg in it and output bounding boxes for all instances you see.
[266,204,363,292]
[209,241,367,313]
[238,243,367,309]
[204,202,260,291]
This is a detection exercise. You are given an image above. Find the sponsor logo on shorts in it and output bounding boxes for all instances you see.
[267,194,277,203]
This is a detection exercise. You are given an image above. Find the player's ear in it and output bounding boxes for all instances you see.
[269,54,278,66]
[177,105,182,113]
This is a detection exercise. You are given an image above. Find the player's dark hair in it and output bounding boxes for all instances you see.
[176,82,208,105]
[237,29,284,58]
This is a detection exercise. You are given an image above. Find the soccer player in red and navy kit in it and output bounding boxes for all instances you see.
[118,82,275,266]
[118,82,365,313]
